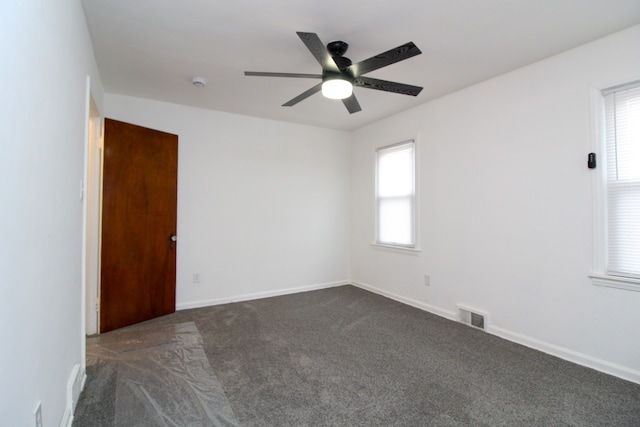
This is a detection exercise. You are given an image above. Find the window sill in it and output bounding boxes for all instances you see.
[371,243,421,256]
[589,273,640,292]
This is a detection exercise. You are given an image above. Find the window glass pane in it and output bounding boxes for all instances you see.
[378,146,413,197]
[378,197,413,245]
[607,183,640,277]
[614,96,640,180]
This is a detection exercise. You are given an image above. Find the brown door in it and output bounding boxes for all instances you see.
[100,118,178,333]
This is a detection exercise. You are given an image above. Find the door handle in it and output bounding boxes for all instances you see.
[170,234,177,250]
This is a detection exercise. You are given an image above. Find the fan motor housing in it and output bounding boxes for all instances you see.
[327,40,352,70]
[327,40,348,57]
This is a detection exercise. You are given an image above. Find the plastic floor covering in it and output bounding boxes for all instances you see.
[77,322,238,426]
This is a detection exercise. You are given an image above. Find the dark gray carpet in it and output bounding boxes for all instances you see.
[74,285,640,426]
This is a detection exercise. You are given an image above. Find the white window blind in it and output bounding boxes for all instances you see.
[376,141,416,247]
[604,82,640,279]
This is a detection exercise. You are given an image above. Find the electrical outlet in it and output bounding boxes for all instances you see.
[424,275,431,286]
[193,273,201,284]
[34,402,42,427]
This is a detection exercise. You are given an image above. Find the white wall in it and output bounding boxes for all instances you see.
[104,95,351,309]
[350,25,640,383]
[0,1,103,426]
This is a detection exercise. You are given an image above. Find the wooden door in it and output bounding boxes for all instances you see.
[100,118,178,333]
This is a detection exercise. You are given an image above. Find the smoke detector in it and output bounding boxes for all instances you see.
[192,77,207,87]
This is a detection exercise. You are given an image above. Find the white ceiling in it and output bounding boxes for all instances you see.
[81,0,640,131]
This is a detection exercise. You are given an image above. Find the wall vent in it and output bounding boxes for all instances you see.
[457,305,487,331]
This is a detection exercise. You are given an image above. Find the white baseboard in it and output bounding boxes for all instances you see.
[176,280,349,311]
[60,408,72,427]
[350,280,457,321]
[351,280,640,385]
[60,363,86,427]
[488,325,640,385]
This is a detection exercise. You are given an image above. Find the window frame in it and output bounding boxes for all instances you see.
[589,81,640,292]
[372,138,420,254]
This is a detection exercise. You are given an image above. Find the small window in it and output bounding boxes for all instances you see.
[592,80,640,289]
[375,140,416,249]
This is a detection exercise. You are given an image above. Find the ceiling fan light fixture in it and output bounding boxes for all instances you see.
[322,78,353,100]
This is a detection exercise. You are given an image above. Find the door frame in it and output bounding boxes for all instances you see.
[83,77,104,338]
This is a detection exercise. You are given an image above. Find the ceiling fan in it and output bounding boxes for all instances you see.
[245,32,423,114]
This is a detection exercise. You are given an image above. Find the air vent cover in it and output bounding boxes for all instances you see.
[458,305,487,331]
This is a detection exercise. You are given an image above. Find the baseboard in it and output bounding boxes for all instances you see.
[60,408,72,427]
[60,363,86,427]
[351,280,640,385]
[176,280,349,311]
[350,280,457,321]
[488,325,640,385]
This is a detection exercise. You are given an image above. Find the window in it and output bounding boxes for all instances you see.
[591,81,640,289]
[375,140,417,249]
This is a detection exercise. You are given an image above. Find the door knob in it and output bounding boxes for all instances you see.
[170,234,177,250]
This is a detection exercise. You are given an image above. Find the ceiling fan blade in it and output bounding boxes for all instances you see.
[347,42,421,77]
[296,32,340,73]
[353,76,422,96]
[282,83,323,107]
[342,95,362,114]
[245,71,322,79]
